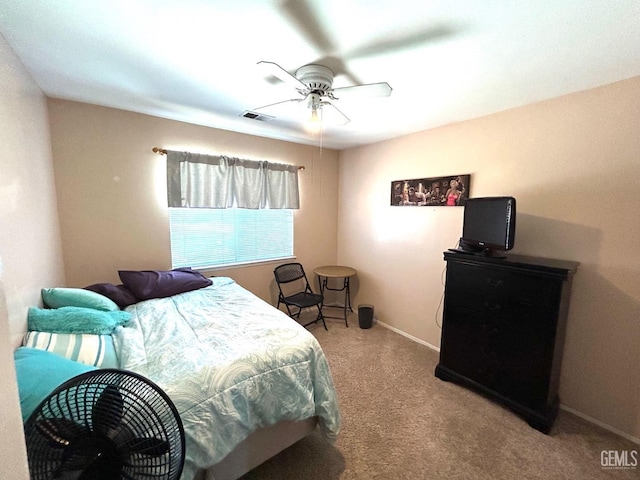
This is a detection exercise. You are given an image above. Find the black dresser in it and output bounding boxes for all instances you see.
[435,251,578,433]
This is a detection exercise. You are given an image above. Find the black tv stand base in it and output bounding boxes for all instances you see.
[434,365,557,434]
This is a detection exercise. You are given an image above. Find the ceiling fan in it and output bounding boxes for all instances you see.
[253,60,392,127]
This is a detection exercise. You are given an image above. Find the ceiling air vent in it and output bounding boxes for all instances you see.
[241,111,274,122]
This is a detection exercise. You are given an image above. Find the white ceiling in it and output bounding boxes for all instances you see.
[1,0,639,150]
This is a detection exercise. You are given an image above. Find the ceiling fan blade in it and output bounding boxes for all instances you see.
[253,97,304,112]
[257,61,308,92]
[332,82,392,99]
[310,54,363,87]
[320,100,350,126]
[345,24,457,60]
[278,0,335,53]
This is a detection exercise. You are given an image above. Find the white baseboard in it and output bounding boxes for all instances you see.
[376,320,440,352]
[376,320,639,446]
[559,404,640,445]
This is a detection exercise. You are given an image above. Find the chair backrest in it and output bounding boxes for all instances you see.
[274,263,313,298]
[274,262,306,284]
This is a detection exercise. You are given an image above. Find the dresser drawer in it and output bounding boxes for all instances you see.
[441,331,551,406]
[487,363,551,409]
[445,264,562,333]
[443,300,557,343]
[441,318,552,368]
[446,261,562,303]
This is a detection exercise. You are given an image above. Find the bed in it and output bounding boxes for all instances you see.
[111,276,341,480]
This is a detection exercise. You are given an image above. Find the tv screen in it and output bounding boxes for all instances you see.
[460,196,516,256]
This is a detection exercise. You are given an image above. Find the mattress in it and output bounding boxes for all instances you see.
[112,277,341,479]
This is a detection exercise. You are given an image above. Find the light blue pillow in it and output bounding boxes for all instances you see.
[42,287,119,311]
[28,306,131,334]
[23,331,119,368]
[14,347,97,422]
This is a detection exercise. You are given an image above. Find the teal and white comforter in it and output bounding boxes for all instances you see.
[113,277,341,479]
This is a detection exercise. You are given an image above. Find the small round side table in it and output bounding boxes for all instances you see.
[313,265,357,327]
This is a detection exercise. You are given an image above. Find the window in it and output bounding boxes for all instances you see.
[165,149,299,269]
[169,208,294,269]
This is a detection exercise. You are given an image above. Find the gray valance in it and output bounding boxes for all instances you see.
[166,150,300,209]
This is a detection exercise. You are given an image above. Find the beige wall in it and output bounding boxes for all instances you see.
[47,100,340,303]
[0,34,66,479]
[338,76,640,440]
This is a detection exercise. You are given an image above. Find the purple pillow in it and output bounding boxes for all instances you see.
[118,269,213,301]
[84,283,138,309]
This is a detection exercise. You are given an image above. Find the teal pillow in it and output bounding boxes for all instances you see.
[14,347,97,422]
[28,306,131,334]
[42,287,119,311]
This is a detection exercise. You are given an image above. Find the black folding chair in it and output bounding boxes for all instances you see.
[274,262,327,330]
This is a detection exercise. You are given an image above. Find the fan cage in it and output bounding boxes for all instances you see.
[25,369,185,480]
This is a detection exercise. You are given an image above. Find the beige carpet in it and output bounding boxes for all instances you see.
[240,318,638,479]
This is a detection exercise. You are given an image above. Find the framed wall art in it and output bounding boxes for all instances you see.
[391,174,471,206]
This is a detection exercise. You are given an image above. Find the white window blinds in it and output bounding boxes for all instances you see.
[169,208,294,269]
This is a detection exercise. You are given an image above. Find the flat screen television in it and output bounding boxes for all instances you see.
[458,196,516,257]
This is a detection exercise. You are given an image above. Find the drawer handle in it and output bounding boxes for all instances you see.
[487,279,504,287]
[518,299,535,308]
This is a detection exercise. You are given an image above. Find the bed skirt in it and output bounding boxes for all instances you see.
[195,416,319,480]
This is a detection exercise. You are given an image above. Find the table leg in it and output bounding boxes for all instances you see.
[316,275,351,327]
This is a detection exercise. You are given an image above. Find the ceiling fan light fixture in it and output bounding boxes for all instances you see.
[306,92,322,110]
[304,93,323,133]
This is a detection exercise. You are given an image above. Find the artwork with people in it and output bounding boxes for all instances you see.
[391,174,470,206]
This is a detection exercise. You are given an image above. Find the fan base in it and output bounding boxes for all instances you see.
[296,64,334,93]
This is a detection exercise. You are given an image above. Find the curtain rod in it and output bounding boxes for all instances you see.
[152,147,305,170]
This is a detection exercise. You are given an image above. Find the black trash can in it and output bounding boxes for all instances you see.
[358,304,374,329]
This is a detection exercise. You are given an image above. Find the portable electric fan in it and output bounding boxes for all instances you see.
[24,369,185,480]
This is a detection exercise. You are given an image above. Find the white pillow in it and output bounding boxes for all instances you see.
[22,331,119,368]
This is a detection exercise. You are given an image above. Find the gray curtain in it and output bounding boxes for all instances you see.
[166,150,300,209]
